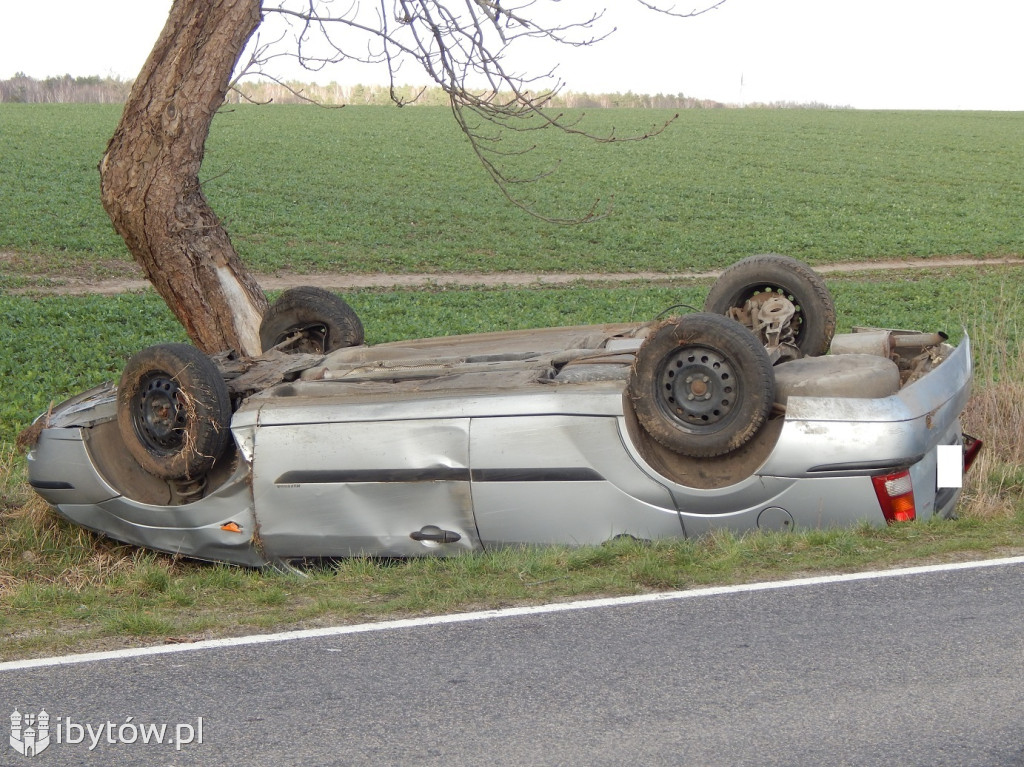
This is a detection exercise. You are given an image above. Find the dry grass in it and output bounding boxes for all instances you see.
[0,496,141,593]
[0,448,152,599]
[961,387,1024,519]
[960,289,1024,520]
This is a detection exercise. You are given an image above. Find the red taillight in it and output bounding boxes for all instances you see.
[963,434,983,473]
[872,470,916,524]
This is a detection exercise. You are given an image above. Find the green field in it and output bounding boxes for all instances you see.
[1,102,1022,483]
[1,104,1023,660]
[1,104,1023,284]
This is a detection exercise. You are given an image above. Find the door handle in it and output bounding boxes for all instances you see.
[410,525,462,543]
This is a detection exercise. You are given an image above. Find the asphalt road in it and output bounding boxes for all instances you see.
[2,560,1022,766]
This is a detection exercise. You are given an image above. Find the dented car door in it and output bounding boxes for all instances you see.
[252,417,482,558]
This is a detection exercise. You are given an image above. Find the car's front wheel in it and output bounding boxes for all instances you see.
[628,313,775,458]
[116,343,232,480]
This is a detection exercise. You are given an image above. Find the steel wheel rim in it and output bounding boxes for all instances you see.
[133,374,188,454]
[657,344,740,431]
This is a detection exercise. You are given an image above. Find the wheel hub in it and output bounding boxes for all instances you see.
[744,289,802,345]
[659,345,739,428]
[135,376,187,451]
[688,377,709,397]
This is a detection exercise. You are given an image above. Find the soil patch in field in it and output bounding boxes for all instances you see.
[5,254,1023,295]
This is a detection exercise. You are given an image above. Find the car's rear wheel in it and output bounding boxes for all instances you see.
[628,313,775,458]
[704,254,836,357]
[117,343,232,480]
[260,286,364,354]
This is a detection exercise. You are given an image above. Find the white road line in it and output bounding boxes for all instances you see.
[3,555,1022,673]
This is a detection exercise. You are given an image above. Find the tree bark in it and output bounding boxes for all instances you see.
[99,0,268,356]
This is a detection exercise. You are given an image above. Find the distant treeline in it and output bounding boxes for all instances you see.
[0,73,727,108]
[223,80,730,109]
[0,73,133,103]
[0,74,841,109]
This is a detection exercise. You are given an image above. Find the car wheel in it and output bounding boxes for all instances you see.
[704,254,836,357]
[117,343,232,481]
[628,313,775,458]
[260,286,364,354]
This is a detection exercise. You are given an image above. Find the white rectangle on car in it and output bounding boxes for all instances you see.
[936,444,963,489]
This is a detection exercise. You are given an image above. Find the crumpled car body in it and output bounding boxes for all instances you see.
[27,320,974,568]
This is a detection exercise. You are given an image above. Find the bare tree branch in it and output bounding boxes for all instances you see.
[633,0,727,18]
[249,0,722,221]
[99,0,721,355]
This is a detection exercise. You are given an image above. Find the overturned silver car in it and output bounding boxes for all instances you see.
[27,256,979,567]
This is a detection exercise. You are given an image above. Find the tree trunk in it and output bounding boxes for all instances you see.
[99,0,268,356]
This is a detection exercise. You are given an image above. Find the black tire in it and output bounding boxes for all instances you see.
[117,344,232,481]
[260,286,364,354]
[704,254,836,357]
[628,313,775,458]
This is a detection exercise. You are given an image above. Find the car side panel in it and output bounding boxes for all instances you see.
[252,418,482,558]
[674,475,885,535]
[470,415,684,546]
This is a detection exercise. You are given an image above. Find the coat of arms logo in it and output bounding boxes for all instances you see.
[10,710,51,757]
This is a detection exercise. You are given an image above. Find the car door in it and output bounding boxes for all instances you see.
[252,418,482,558]
[469,414,684,547]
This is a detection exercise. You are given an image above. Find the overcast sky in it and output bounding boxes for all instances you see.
[1,0,1021,110]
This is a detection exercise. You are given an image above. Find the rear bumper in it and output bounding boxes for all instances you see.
[762,334,972,479]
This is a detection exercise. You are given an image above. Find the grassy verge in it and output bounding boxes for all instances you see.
[1,268,1023,661]
[1,492,1021,662]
